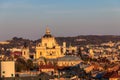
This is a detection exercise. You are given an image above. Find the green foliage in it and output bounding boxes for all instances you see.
[26,59,33,70]
[15,58,34,72]
[15,58,27,72]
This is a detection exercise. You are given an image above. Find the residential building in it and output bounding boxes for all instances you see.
[0,61,15,78]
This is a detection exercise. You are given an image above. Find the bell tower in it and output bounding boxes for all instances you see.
[22,42,29,59]
[36,27,65,59]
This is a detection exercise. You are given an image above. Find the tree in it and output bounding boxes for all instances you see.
[15,58,27,72]
[43,57,47,65]
[26,59,33,70]
[77,47,83,60]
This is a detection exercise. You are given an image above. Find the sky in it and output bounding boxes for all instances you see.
[0,0,120,41]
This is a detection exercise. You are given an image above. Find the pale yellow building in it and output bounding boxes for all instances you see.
[22,46,30,59]
[35,28,82,68]
[0,61,15,78]
[35,28,66,59]
[0,41,10,45]
[89,49,94,58]
[67,44,77,53]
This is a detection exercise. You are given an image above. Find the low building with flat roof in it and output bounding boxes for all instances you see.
[0,61,15,78]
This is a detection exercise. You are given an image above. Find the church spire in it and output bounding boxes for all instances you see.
[46,26,51,35]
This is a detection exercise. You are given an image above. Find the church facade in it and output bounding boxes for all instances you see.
[35,28,81,70]
[35,28,66,59]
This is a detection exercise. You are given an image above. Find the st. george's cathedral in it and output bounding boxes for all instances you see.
[35,28,81,67]
[35,28,66,59]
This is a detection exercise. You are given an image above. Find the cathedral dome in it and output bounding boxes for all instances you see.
[43,27,53,38]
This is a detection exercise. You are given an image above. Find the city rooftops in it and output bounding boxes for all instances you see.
[57,55,81,61]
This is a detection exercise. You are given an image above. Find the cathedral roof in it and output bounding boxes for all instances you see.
[43,34,53,38]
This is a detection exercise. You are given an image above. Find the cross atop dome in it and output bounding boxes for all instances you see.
[43,26,53,38]
[46,26,51,35]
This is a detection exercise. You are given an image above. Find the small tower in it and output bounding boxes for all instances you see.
[89,49,94,58]
[63,42,66,54]
[46,27,51,35]
[22,42,29,59]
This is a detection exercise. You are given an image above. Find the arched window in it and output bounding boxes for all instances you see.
[40,52,42,55]
[45,43,47,46]
[24,51,26,55]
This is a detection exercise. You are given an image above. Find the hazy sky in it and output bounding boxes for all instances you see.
[0,0,120,41]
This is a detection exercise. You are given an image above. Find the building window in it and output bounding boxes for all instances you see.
[40,52,42,55]
[3,71,5,74]
[50,53,52,55]
[11,74,13,77]
[24,51,26,55]
[45,43,47,46]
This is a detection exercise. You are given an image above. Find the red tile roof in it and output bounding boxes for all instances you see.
[110,72,120,78]
[11,51,22,55]
[103,72,113,78]
[39,64,54,69]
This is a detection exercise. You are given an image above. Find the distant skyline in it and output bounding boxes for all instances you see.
[0,0,120,41]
